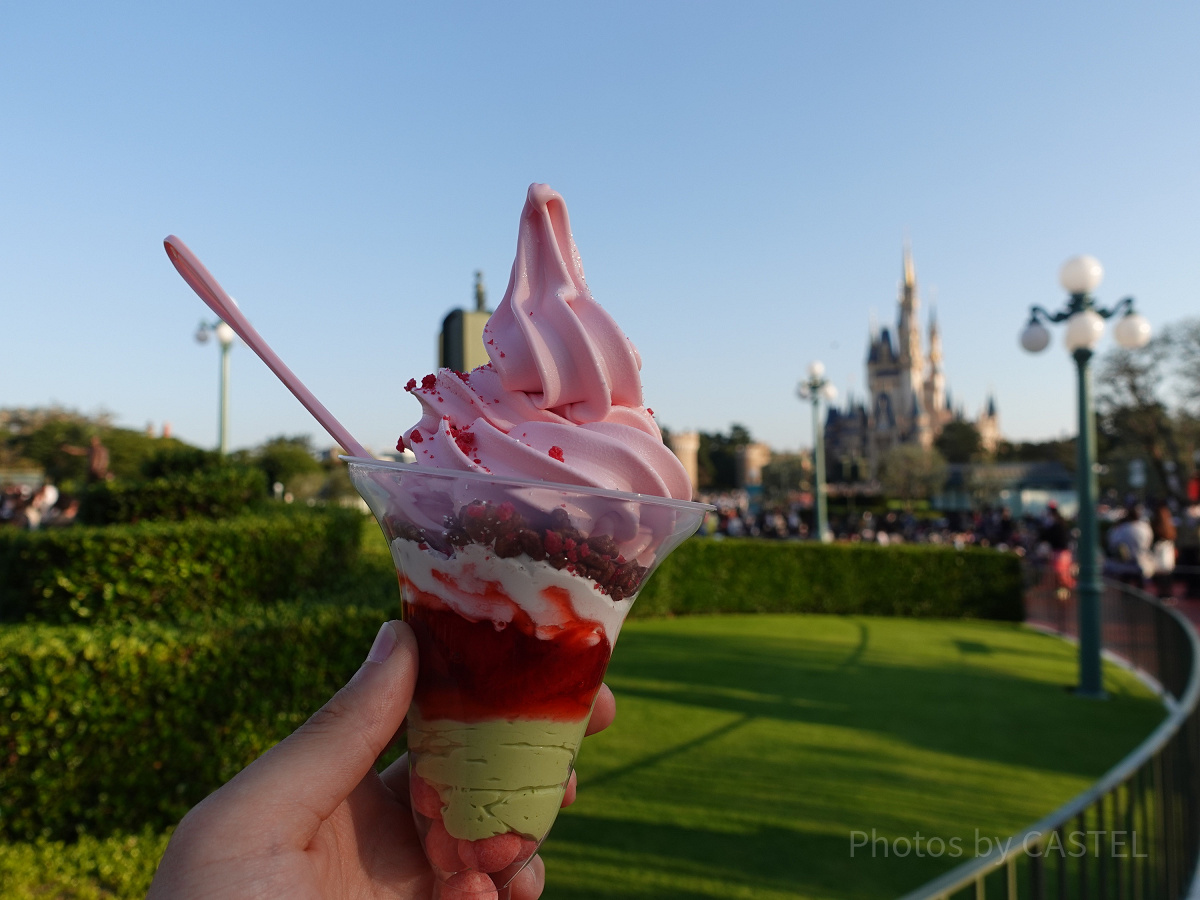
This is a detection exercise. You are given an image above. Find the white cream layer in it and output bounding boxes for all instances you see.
[392,539,634,641]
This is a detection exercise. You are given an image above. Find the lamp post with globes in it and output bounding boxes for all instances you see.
[797,361,838,543]
[1019,255,1151,699]
[195,319,236,456]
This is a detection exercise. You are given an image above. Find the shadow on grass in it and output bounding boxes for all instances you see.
[585,713,756,790]
[953,640,993,655]
[604,622,1164,780]
[544,812,947,900]
[835,619,871,671]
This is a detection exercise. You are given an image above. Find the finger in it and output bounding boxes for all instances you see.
[560,770,577,807]
[510,853,546,900]
[227,621,418,829]
[585,683,615,736]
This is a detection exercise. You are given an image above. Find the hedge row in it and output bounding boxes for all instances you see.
[634,538,1023,620]
[0,828,169,900]
[0,507,365,624]
[0,603,394,842]
[0,535,1020,844]
[1,525,1019,627]
[78,466,268,525]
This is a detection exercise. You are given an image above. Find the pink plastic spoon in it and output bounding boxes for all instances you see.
[164,235,372,459]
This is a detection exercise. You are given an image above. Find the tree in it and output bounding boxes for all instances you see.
[877,445,948,503]
[1096,333,1190,502]
[1,407,189,486]
[250,435,323,490]
[935,420,983,464]
[994,437,1077,469]
[760,452,811,506]
[965,466,1012,510]
[1171,318,1200,417]
[226,435,328,501]
[696,424,753,491]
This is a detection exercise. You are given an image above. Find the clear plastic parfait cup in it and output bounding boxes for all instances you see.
[346,457,710,899]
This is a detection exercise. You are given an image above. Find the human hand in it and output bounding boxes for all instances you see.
[147,620,616,899]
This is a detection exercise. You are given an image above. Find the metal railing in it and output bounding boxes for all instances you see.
[898,580,1200,900]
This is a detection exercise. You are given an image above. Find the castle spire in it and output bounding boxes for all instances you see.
[928,306,943,366]
[897,242,921,367]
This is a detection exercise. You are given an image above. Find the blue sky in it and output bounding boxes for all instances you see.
[5,2,1199,456]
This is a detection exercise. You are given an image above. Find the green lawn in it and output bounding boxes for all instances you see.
[542,615,1164,900]
[0,614,1164,899]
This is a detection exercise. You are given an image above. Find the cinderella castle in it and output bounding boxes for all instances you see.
[824,246,1000,479]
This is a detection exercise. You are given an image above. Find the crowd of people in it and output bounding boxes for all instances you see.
[6,444,1200,601]
[1,435,109,530]
[698,490,1041,550]
[1102,500,1195,597]
[0,483,80,529]
[695,489,1200,601]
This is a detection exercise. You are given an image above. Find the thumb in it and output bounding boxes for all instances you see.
[230,620,419,825]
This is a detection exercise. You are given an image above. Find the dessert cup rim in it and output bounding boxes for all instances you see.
[342,456,715,513]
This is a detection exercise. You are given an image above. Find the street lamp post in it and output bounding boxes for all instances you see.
[1019,255,1152,699]
[195,319,236,455]
[797,361,838,543]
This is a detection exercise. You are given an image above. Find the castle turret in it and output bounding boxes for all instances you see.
[828,244,1004,480]
[898,245,922,366]
[924,309,947,427]
[977,392,1000,454]
[895,244,924,439]
[928,309,943,366]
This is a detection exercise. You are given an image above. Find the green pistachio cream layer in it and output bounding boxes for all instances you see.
[408,711,591,840]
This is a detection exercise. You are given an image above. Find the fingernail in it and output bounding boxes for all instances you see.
[366,622,398,664]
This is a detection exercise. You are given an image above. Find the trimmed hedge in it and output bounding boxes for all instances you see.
[139,446,223,479]
[0,507,365,624]
[78,466,268,525]
[329,533,1021,622]
[0,829,169,899]
[0,603,395,842]
[0,535,1019,848]
[635,538,1023,620]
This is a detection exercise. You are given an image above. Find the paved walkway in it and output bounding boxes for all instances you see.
[1027,576,1200,637]
[1119,588,1200,900]
[1171,596,1200,631]
[1026,579,1200,898]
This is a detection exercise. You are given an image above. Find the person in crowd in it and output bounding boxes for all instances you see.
[995,507,1016,549]
[1177,505,1200,598]
[0,485,26,524]
[25,483,60,530]
[1106,505,1155,589]
[61,434,111,482]
[1150,499,1177,598]
[42,496,80,528]
[3,487,33,529]
[1039,504,1075,591]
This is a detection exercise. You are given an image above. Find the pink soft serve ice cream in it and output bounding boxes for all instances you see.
[349,183,707,899]
[399,182,690,501]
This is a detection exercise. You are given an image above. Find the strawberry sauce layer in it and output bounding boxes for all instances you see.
[402,584,612,722]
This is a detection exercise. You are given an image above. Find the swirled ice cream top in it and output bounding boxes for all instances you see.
[400,183,690,501]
